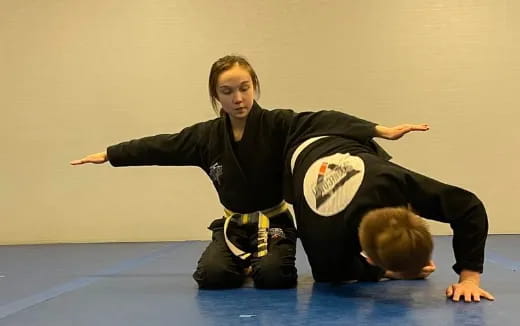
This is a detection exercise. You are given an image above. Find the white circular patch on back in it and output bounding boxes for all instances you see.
[303,153,364,216]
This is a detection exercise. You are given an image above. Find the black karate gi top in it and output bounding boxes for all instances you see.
[286,136,488,281]
[106,102,379,214]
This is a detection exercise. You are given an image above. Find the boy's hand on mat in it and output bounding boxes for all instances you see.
[417,260,436,279]
[446,269,495,302]
[70,152,108,165]
[375,124,429,140]
[384,260,436,280]
[446,281,495,302]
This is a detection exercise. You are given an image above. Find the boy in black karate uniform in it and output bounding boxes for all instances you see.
[285,135,494,302]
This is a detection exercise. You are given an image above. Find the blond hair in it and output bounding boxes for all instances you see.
[359,207,433,275]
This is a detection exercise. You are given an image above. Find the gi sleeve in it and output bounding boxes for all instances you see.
[400,169,488,274]
[287,110,379,143]
[106,123,205,167]
[356,257,387,282]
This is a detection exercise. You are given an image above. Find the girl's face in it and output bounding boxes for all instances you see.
[216,64,255,120]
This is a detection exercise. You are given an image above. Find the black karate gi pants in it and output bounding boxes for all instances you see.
[193,213,297,289]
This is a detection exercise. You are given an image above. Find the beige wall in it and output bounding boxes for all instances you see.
[1,0,519,244]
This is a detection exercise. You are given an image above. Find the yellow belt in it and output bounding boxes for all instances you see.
[223,201,289,260]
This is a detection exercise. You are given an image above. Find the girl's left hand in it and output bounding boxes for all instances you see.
[376,124,430,140]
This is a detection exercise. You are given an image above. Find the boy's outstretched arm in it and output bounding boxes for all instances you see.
[402,169,493,302]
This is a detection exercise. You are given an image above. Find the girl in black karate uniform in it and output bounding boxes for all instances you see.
[71,55,427,289]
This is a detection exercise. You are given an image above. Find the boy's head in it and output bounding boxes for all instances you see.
[358,207,433,276]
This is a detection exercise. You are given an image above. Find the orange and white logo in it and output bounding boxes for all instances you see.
[303,153,364,216]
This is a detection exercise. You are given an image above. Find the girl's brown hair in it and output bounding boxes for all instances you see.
[208,55,260,115]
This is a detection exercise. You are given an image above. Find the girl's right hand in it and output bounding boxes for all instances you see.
[70,151,108,165]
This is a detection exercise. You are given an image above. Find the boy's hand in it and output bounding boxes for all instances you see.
[417,260,436,279]
[446,270,495,302]
[446,281,495,302]
[385,260,436,280]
